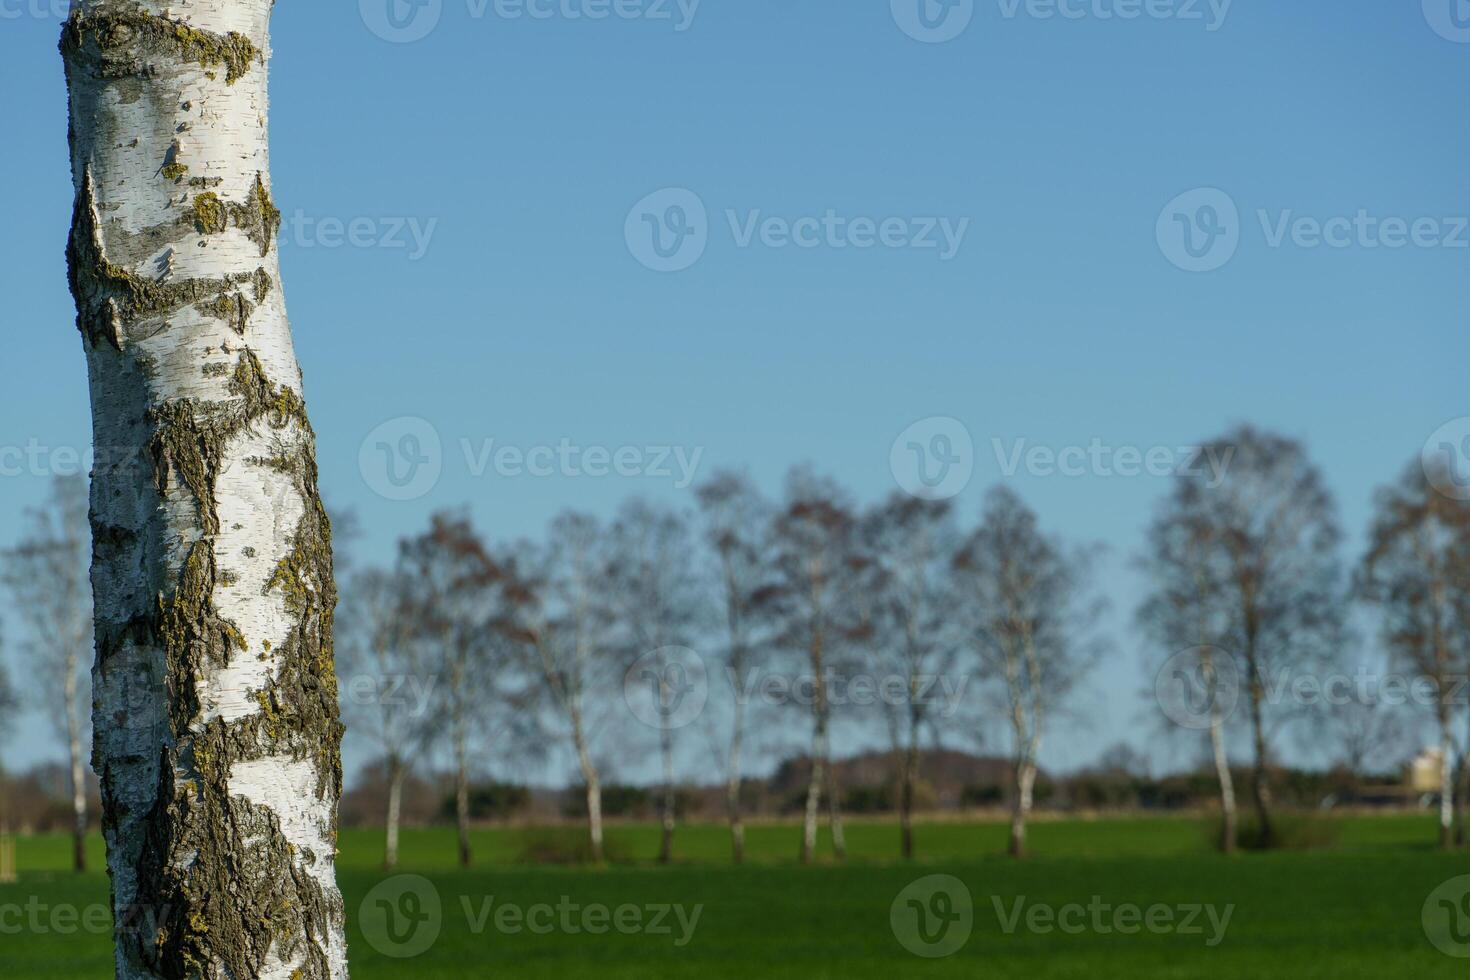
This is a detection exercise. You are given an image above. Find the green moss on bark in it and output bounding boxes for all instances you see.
[184,176,283,257]
[61,7,260,85]
[192,192,226,235]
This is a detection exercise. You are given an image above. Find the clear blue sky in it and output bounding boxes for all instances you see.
[1,2,1465,780]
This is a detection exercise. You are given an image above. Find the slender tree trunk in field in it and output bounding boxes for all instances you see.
[1202,653,1237,854]
[825,757,846,861]
[1244,656,1274,849]
[1009,755,1037,859]
[64,659,89,872]
[726,696,746,864]
[1456,725,1470,848]
[64,4,347,977]
[1455,752,1468,849]
[899,724,919,861]
[800,668,834,866]
[571,717,604,863]
[658,724,676,864]
[1004,652,1038,860]
[1437,719,1454,850]
[453,706,472,868]
[800,730,824,865]
[1209,709,1237,854]
[1246,691,1273,847]
[384,755,405,871]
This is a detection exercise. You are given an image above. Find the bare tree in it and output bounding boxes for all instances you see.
[953,486,1104,858]
[1,476,92,872]
[63,3,348,974]
[0,629,17,877]
[861,493,961,860]
[770,467,867,864]
[397,513,519,868]
[696,470,779,864]
[337,567,431,870]
[1359,460,1470,848]
[1139,473,1240,852]
[509,512,616,863]
[1188,426,1346,850]
[603,499,702,864]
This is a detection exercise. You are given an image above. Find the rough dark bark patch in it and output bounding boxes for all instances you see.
[61,7,260,86]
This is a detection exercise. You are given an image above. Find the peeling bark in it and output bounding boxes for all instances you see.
[63,3,347,978]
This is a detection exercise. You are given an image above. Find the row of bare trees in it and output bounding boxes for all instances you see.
[337,463,1107,866]
[3,427,1465,870]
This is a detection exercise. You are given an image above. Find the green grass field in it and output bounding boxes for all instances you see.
[3,814,1469,978]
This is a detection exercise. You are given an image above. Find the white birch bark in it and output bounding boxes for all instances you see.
[1207,678,1237,853]
[385,754,405,871]
[63,3,347,978]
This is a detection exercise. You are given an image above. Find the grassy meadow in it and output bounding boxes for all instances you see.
[2,813,1469,978]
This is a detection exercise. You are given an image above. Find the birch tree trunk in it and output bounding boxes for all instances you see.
[800,739,823,864]
[1200,651,1237,854]
[1209,704,1237,854]
[385,754,405,871]
[571,720,604,863]
[899,718,919,860]
[1455,749,1468,849]
[63,3,348,978]
[726,696,746,864]
[1009,753,1037,859]
[1438,720,1454,850]
[799,673,828,865]
[658,723,676,864]
[1245,661,1274,849]
[65,655,89,872]
[825,758,846,860]
[454,717,473,868]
